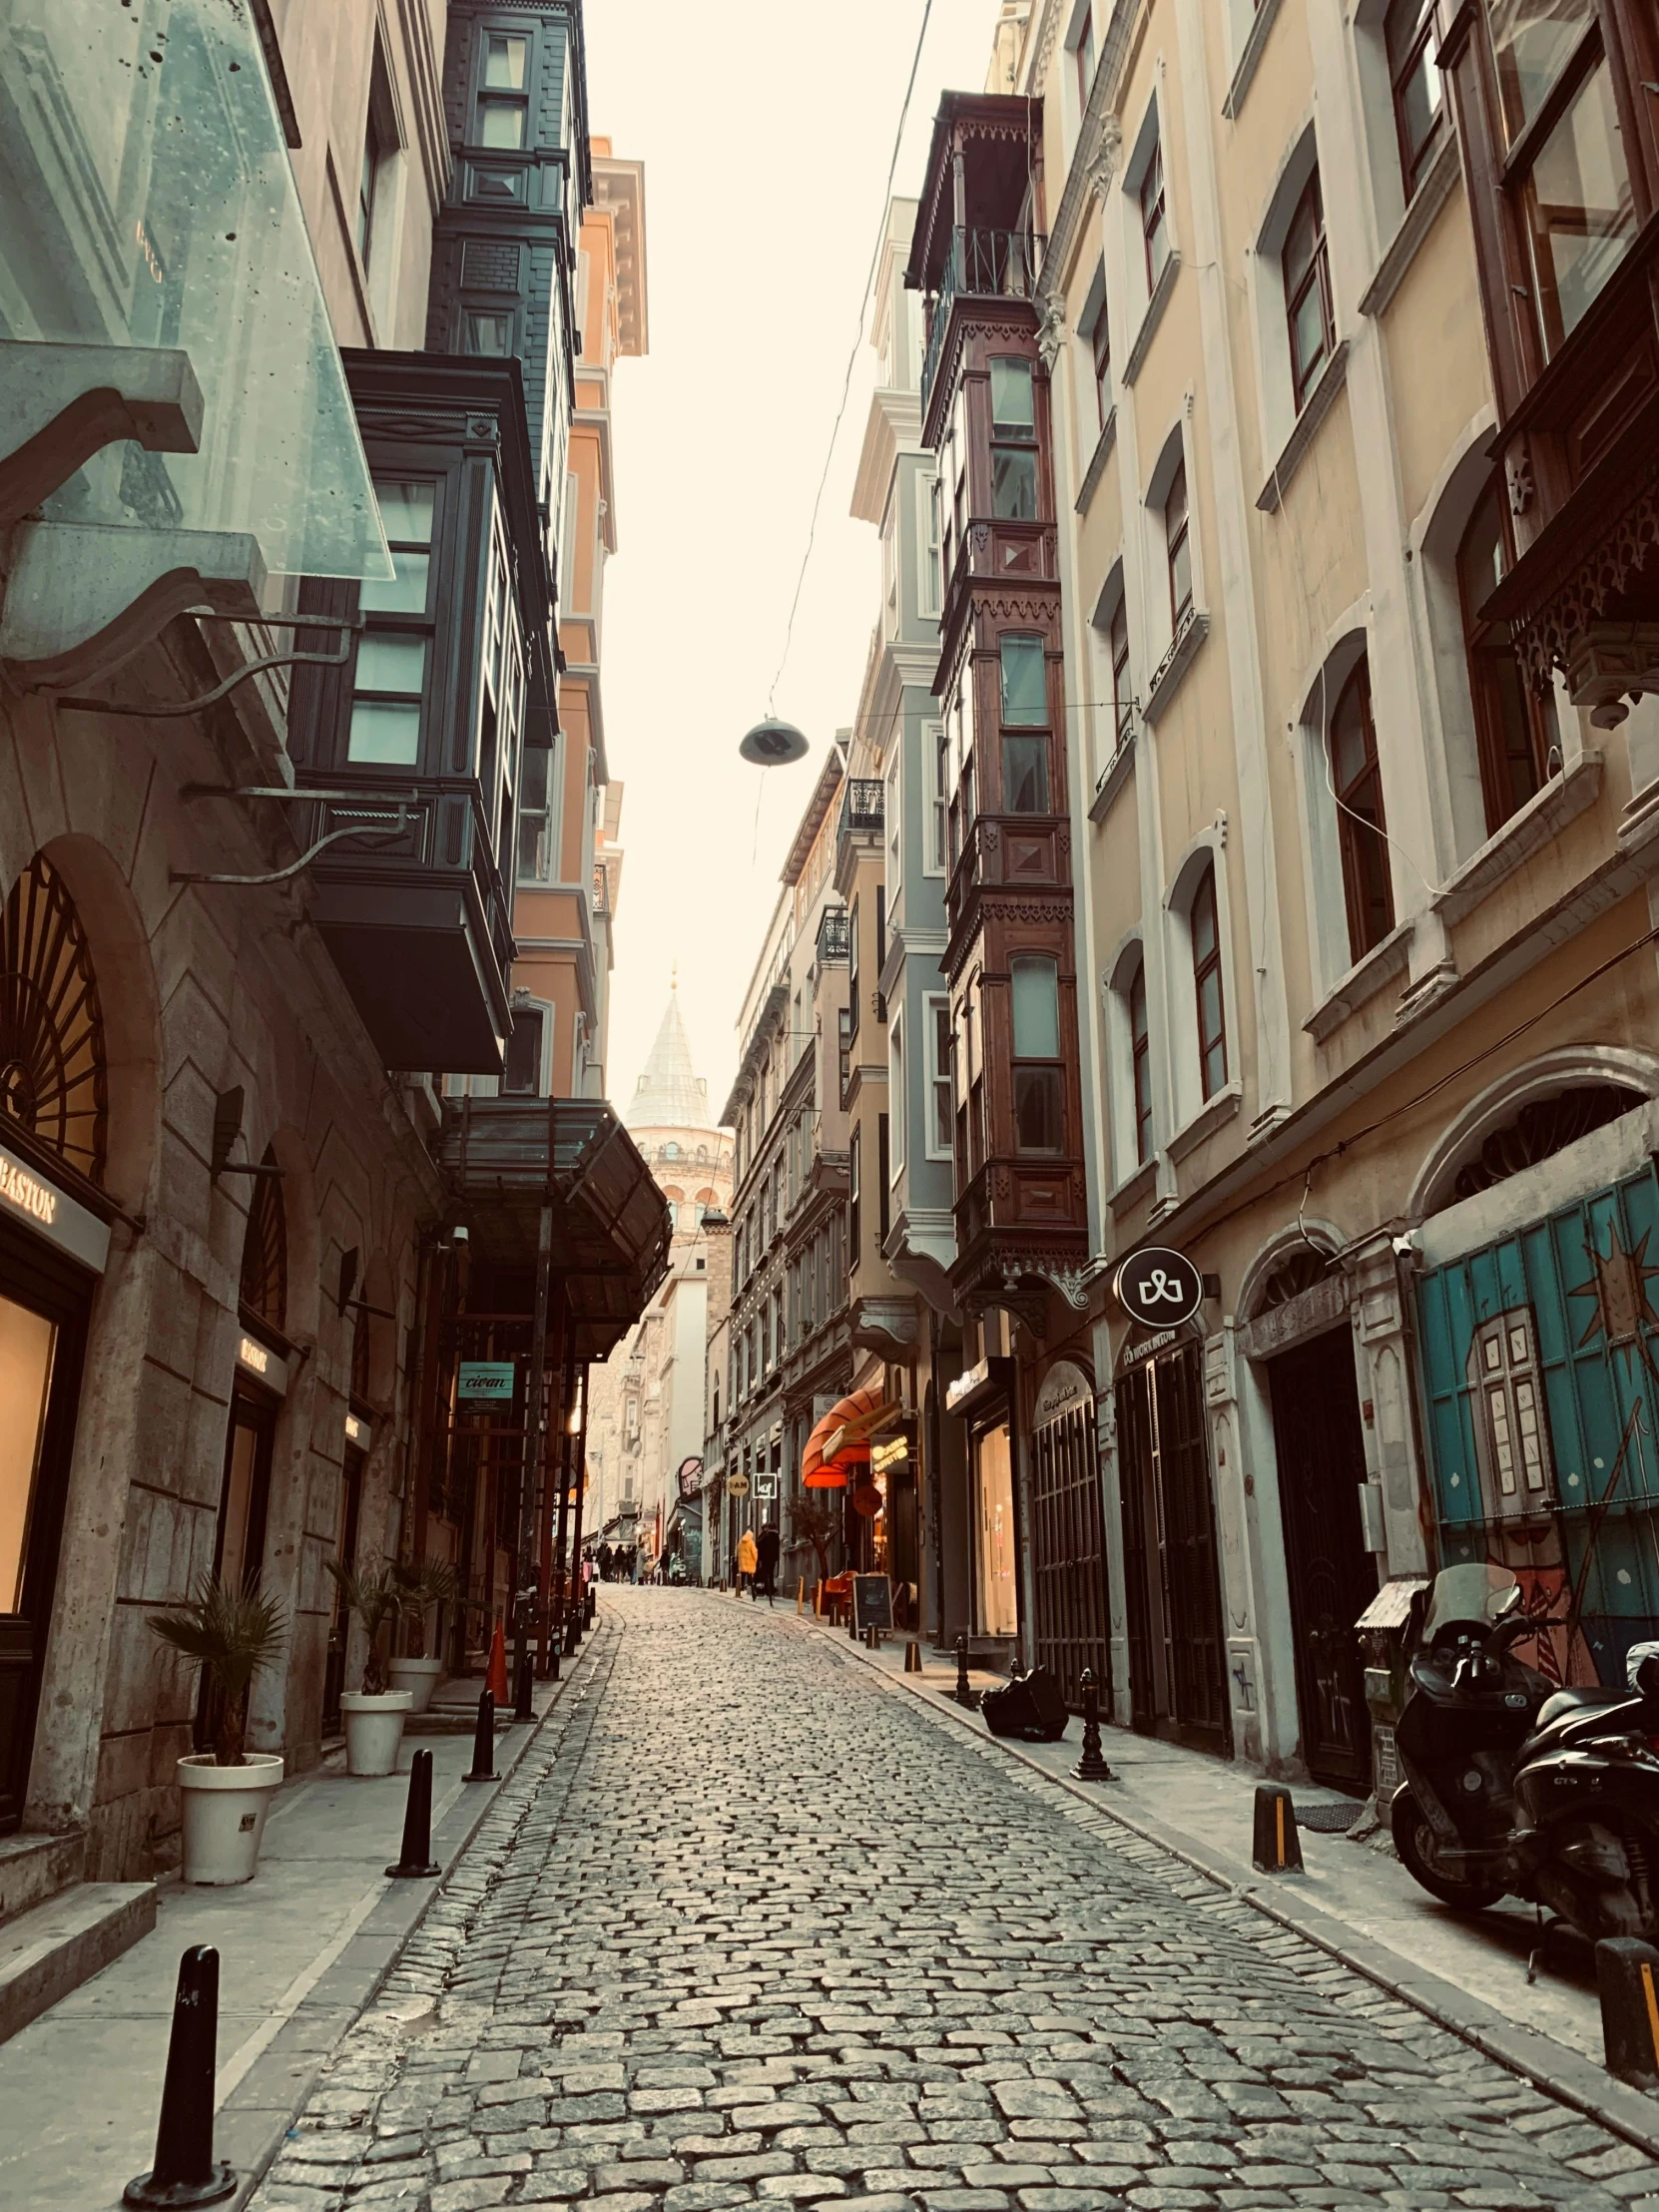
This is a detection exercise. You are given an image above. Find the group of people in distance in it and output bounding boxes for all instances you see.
[733,1519,782,1605]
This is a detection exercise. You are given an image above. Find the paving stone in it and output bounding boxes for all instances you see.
[236,1597,1659,2212]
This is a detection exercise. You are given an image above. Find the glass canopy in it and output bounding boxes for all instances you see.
[0,0,391,580]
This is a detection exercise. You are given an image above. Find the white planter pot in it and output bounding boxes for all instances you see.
[387,1657,445,1714]
[177,1753,284,1885]
[340,1690,412,1777]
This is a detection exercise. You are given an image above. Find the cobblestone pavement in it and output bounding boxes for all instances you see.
[252,1590,1659,2212]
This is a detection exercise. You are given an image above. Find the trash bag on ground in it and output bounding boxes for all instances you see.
[980,1666,1069,1743]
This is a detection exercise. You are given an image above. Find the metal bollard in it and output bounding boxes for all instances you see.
[385,1748,440,1879]
[565,1604,581,1655]
[1073,1667,1113,1781]
[1597,1937,1659,2085]
[463,1689,497,1783]
[952,1633,978,1709]
[513,1628,535,1721]
[584,1585,596,1626]
[904,1639,922,1674]
[1252,1782,1304,1874]
[123,1945,236,2207]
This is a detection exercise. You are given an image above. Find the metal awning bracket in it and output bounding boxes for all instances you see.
[172,788,427,888]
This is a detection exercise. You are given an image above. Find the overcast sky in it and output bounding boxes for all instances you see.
[585,0,1002,1124]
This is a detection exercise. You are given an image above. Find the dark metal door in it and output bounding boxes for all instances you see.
[1156,1343,1231,1748]
[1266,1330,1375,1790]
[1029,1398,1109,1707]
[1114,1343,1230,1748]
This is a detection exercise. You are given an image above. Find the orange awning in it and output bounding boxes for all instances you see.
[802,1387,899,1488]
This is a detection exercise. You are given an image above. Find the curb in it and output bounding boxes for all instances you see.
[798,1609,1659,2162]
[219,1616,616,2209]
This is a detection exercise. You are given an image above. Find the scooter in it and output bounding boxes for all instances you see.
[1390,1563,1659,1939]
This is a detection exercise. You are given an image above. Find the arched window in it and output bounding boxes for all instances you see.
[1329,658,1394,961]
[0,852,108,1186]
[663,1140,679,1158]
[240,1155,287,1336]
[1190,863,1227,1100]
[1457,473,1557,835]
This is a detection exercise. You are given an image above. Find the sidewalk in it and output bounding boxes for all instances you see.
[776,1597,1611,2077]
[0,1632,607,2212]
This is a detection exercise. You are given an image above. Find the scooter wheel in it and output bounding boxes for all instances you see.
[1390,1786,1506,1911]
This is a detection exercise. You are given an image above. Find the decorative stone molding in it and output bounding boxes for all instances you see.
[1257,340,1351,514]
[1108,1155,1158,1221]
[1167,1078,1243,1166]
[1123,252,1181,388]
[1509,463,1659,695]
[1222,0,1285,121]
[1074,407,1118,516]
[1036,293,1069,372]
[1085,117,1124,203]
[1430,752,1603,925]
[1358,132,1461,319]
[1564,624,1659,730]
[0,523,266,692]
[0,342,203,528]
[1304,918,1412,1043]
[1142,608,1210,724]
[1089,729,1136,824]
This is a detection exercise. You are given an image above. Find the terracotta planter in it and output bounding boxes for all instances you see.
[339,1690,412,1776]
[387,1657,445,1714]
[177,1752,284,1885]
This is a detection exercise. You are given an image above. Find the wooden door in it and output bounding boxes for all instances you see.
[1267,1331,1375,1790]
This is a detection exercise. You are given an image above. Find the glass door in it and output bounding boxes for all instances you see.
[973,1421,1018,1638]
[214,1385,277,1592]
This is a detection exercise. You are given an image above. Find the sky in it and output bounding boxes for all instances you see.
[584,0,1005,1124]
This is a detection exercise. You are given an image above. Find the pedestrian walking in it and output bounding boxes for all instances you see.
[735,1525,758,1598]
[756,1520,781,1607]
[598,1540,613,1582]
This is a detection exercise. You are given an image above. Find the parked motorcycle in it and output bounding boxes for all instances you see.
[1391,1562,1659,1941]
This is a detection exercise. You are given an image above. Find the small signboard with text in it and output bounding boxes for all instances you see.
[850,1574,894,1637]
[753,1471,780,1501]
[457,1361,516,1403]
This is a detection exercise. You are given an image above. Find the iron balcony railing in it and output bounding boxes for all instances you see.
[817,905,849,964]
[920,226,1045,411]
[838,779,884,842]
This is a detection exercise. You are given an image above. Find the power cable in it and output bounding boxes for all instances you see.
[765,0,936,717]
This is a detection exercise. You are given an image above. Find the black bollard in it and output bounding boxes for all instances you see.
[565,1604,581,1655]
[513,1631,535,1723]
[124,1945,236,2207]
[904,1640,922,1674]
[463,1689,497,1783]
[1073,1667,1114,1781]
[952,1633,979,1709]
[1252,1782,1304,1874]
[385,1749,440,1879]
[584,1585,596,1626]
[1597,1937,1659,2085]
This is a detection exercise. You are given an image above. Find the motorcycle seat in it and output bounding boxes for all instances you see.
[1534,1686,1624,1728]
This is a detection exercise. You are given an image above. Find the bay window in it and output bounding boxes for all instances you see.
[350,478,434,765]
[1011,955,1064,1154]
[989,358,1038,521]
[999,634,1050,815]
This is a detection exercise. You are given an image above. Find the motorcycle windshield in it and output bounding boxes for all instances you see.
[1421,1563,1519,1642]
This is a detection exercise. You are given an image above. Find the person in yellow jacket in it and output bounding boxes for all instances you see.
[735,1525,759,1597]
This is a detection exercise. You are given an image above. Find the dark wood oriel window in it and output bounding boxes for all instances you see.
[989,358,1038,521]
[1284,168,1334,410]
[1191,863,1227,1101]
[1329,657,1395,962]
[999,634,1050,815]
[1011,956,1064,1154]
[476,30,530,149]
[1385,0,1444,200]
[1457,473,1557,834]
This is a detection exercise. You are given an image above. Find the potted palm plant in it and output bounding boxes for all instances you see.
[150,1577,288,1885]
[326,1561,411,1775]
[389,1557,461,1713]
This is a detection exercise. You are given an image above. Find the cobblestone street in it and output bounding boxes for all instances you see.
[254,1592,1659,2212]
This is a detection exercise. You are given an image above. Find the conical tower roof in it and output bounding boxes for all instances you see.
[627,987,716,1132]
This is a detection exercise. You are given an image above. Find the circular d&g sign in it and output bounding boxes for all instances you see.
[1113,1246,1204,1331]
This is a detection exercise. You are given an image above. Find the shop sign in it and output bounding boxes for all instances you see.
[238,1333,287,1395]
[677,1455,704,1500]
[344,1410,373,1452]
[946,1358,989,1411]
[726,1471,751,1498]
[1033,1360,1093,1428]
[871,1434,908,1473]
[0,1140,110,1275]
[1114,1246,1204,1330]
[753,1471,780,1500]
[458,1361,516,1402]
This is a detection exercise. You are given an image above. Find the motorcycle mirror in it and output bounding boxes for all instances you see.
[1496,1582,1524,1618]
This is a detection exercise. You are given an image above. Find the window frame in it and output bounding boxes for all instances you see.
[474,28,532,151]
[1328,656,1396,963]
[1110,597,1133,754]
[1141,137,1170,291]
[925,720,948,875]
[1091,291,1112,429]
[988,356,1040,523]
[349,475,440,769]
[1283,167,1335,412]
[1455,472,1556,836]
[1130,958,1154,1167]
[1384,0,1445,202]
[925,993,953,1160]
[1190,863,1228,1102]
[1009,953,1066,1157]
[1165,461,1193,631]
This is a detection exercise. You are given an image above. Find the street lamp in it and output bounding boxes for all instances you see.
[738,718,809,766]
